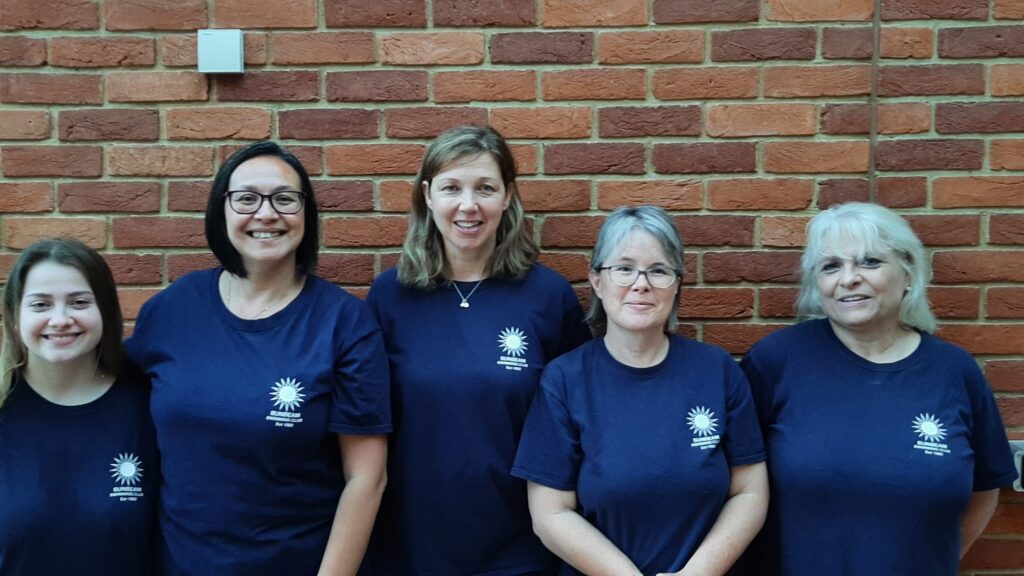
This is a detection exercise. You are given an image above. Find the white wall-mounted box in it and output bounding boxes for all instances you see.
[198,29,244,74]
[1013,441,1024,492]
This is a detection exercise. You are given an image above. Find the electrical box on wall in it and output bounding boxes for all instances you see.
[1013,441,1024,492]
[197,29,244,74]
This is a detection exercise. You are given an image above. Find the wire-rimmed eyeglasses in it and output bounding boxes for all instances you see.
[596,265,681,288]
[225,190,306,215]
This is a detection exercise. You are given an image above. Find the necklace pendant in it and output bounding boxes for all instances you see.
[460,301,470,309]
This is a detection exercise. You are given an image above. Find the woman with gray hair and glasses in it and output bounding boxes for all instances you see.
[513,205,769,576]
[739,202,1016,575]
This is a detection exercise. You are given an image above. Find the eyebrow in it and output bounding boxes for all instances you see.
[23,290,95,299]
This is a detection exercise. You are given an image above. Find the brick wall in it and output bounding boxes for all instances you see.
[1,0,1022,570]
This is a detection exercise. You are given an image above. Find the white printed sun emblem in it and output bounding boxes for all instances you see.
[913,413,947,442]
[686,406,718,437]
[498,327,528,357]
[110,453,144,486]
[270,377,306,411]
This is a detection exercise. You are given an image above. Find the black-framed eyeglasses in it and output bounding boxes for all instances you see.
[225,190,306,215]
[597,265,681,288]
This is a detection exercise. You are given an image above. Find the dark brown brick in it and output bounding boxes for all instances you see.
[930,286,980,319]
[324,0,426,27]
[545,143,645,175]
[434,0,535,25]
[673,215,755,246]
[540,215,604,248]
[711,28,816,61]
[50,37,154,67]
[278,109,380,140]
[881,0,987,20]
[59,109,159,141]
[939,26,1024,57]
[0,0,99,30]
[0,73,102,104]
[653,143,756,174]
[599,106,700,137]
[877,177,926,208]
[1,145,102,177]
[936,103,1024,133]
[314,180,374,211]
[0,36,47,65]
[113,216,206,248]
[104,0,208,30]
[518,180,590,212]
[991,215,1024,245]
[875,139,983,171]
[104,254,162,285]
[0,110,50,140]
[822,27,871,59]
[904,215,980,246]
[58,181,160,212]
[879,64,984,96]
[167,180,209,211]
[654,0,759,23]
[818,178,869,208]
[704,251,801,283]
[327,71,428,102]
[490,32,592,64]
[820,104,869,134]
[317,253,376,285]
[385,107,487,138]
[217,72,318,102]
[760,287,798,317]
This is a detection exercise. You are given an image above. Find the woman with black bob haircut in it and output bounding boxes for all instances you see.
[127,141,391,576]
[363,125,590,575]
[0,238,158,575]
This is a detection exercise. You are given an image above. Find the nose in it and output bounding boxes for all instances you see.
[47,305,72,327]
[457,188,478,211]
[253,196,279,219]
[838,262,861,286]
[630,270,653,291]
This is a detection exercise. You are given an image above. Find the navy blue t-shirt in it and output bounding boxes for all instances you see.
[740,319,1017,576]
[0,373,158,575]
[513,335,765,576]
[363,265,590,576]
[126,268,391,576]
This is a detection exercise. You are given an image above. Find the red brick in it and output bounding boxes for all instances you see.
[0,73,101,104]
[323,216,408,247]
[385,107,488,138]
[167,181,209,211]
[704,324,787,355]
[881,27,933,58]
[879,64,984,96]
[680,288,753,319]
[819,103,930,135]
[653,0,759,23]
[58,109,158,141]
[708,178,813,210]
[939,325,1024,356]
[117,287,158,320]
[992,140,1024,169]
[598,30,703,64]
[216,71,317,102]
[875,140,983,172]
[537,253,590,282]
[324,0,426,27]
[278,109,380,140]
[491,32,592,64]
[599,106,700,137]
[545,143,645,175]
[996,397,1024,427]
[326,144,424,176]
[711,28,816,61]
[761,217,809,247]
[818,178,869,208]
[0,0,99,30]
[653,143,756,174]
[764,65,871,97]
[0,182,52,212]
[766,0,873,21]
[0,110,50,140]
[58,181,160,212]
[903,215,980,246]
[317,253,376,285]
[597,180,702,210]
[167,254,218,280]
[381,32,484,65]
[936,103,1024,134]
[50,37,153,67]
[982,498,1024,535]
[822,27,871,59]
[108,146,213,177]
[674,215,755,246]
[107,72,207,103]
[933,251,1024,283]
[104,253,162,285]
[1,145,101,177]
[490,107,591,138]
[929,286,980,319]
[881,0,987,20]
[939,26,1024,58]
[543,69,645,101]
[518,180,590,212]
[214,0,315,28]
[4,217,106,249]
[313,180,374,211]
[765,141,870,174]
[995,0,1024,18]
[540,215,604,248]
[104,0,208,30]
[542,0,646,27]
[216,144,321,175]
[760,287,798,317]
[988,288,1024,318]
[112,216,205,248]
[877,177,926,208]
[652,67,759,100]
[986,360,1024,392]
[271,32,375,65]
[434,0,535,25]
[435,71,536,102]
[704,251,801,282]
[159,33,266,67]
[379,180,413,212]
[707,104,815,137]
[992,65,1024,96]
[933,177,1024,208]
[0,36,46,65]
[328,71,428,102]
[166,107,271,140]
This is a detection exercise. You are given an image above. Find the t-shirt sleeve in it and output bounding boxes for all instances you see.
[723,354,767,467]
[558,282,592,356]
[330,299,392,436]
[961,357,1017,491]
[512,363,581,490]
[124,291,158,370]
[740,344,775,437]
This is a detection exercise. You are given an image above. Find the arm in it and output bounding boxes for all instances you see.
[527,482,643,576]
[318,434,388,576]
[663,462,769,576]
[959,488,1000,559]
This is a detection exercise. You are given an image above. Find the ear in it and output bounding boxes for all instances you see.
[422,181,432,210]
[588,268,602,298]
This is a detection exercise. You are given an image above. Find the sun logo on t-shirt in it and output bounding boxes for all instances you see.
[686,406,718,437]
[912,413,947,443]
[498,327,528,357]
[110,453,144,486]
[270,377,306,411]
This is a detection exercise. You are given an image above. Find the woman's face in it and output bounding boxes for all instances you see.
[19,261,103,369]
[814,244,910,335]
[589,229,679,338]
[423,153,511,266]
[225,155,305,271]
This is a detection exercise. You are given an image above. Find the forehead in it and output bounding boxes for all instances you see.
[229,155,301,189]
[608,229,670,262]
[434,153,501,179]
[23,261,91,294]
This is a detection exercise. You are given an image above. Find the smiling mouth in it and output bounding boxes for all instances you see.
[249,231,284,239]
[43,333,81,342]
[454,221,482,230]
[838,295,870,302]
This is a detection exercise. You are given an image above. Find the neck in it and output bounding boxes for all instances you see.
[222,265,304,320]
[23,353,111,406]
[445,245,494,282]
[829,320,920,363]
[603,326,670,368]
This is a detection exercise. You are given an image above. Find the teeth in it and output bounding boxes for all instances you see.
[454,222,480,229]
[251,231,282,239]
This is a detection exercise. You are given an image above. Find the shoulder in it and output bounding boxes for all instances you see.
[673,334,733,363]
[545,338,597,373]
[747,319,824,357]
[917,332,983,380]
[145,268,216,308]
[523,263,573,290]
